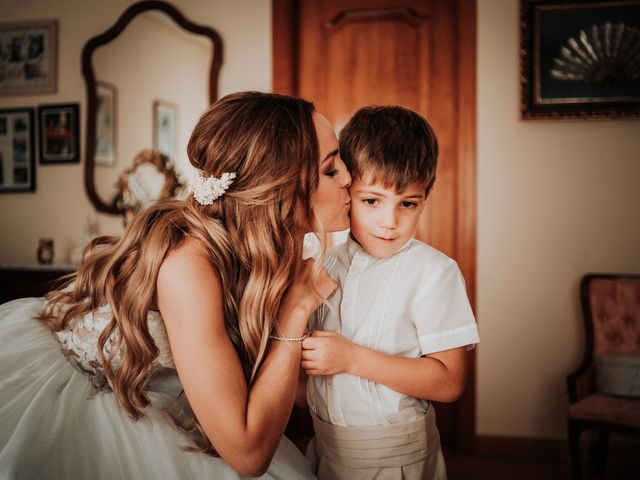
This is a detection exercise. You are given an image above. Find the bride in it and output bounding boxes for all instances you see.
[0,91,352,479]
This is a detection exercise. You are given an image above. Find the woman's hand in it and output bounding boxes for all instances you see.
[301,330,356,376]
[279,259,337,328]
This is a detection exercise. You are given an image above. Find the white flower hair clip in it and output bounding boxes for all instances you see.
[189,171,237,205]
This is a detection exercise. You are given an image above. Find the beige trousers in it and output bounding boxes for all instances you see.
[306,406,447,480]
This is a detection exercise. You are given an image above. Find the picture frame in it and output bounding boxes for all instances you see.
[38,103,80,164]
[520,0,640,120]
[153,100,178,163]
[0,19,58,96]
[95,82,117,166]
[0,108,36,193]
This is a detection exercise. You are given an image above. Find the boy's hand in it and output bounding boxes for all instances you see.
[301,330,356,376]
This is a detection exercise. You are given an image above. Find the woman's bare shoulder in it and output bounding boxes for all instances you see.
[156,237,224,332]
[158,237,219,287]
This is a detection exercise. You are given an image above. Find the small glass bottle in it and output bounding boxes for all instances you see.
[37,238,54,265]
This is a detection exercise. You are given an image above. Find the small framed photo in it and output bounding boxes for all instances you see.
[0,19,58,96]
[95,81,117,166]
[0,108,35,193]
[38,103,80,164]
[520,0,640,120]
[153,100,178,163]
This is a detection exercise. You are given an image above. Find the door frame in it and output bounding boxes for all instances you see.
[272,0,478,452]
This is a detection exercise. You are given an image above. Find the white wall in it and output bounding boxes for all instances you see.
[0,0,270,262]
[477,0,640,439]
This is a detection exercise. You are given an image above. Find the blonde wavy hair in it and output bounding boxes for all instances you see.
[38,91,327,453]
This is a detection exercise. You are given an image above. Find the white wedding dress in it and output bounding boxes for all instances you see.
[0,297,315,480]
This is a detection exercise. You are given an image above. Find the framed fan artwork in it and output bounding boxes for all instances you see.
[520,0,640,119]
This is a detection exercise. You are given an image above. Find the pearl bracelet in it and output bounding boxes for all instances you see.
[268,333,308,342]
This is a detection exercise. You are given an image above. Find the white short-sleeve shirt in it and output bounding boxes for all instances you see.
[307,236,479,427]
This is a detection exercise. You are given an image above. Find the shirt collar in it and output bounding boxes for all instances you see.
[346,233,415,264]
[346,234,363,262]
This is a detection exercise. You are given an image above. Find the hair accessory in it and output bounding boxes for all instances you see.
[269,333,308,342]
[189,171,237,205]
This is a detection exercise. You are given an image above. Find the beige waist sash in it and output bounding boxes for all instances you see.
[310,406,440,469]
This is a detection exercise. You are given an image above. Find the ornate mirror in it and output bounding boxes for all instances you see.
[116,149,181,224]
[81,0,223,215]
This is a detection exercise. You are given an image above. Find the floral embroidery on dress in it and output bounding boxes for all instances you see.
[53,304,174,389]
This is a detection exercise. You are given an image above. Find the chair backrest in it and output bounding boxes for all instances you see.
[583,274,640,356]
[582,274,640,397]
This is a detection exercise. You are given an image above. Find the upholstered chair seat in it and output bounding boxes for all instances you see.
[569,394,640,428]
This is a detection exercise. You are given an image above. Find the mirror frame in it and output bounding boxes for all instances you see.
[81,0,223,214]
[116,149,181,224]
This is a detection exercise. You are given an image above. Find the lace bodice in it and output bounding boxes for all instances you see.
[54,304,175,388]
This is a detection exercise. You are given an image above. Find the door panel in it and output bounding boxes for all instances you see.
[273,0,476,450]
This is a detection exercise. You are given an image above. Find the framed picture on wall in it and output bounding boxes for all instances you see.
[0,19,58,96]
[95,82,117,166]
[0,108,35,193]
[153,100,178,163]
[38,103,80,164]
[520,0,640,120]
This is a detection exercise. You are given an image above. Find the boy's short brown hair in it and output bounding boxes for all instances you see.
[339,105,438,195]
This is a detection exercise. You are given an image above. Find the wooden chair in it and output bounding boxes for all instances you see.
[567,273,640,479]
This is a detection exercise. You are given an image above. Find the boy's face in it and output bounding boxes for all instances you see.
[349,175,426,258]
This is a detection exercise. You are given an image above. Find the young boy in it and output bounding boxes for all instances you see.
[301,106,479,479]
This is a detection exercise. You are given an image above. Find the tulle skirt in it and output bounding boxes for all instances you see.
[0,298,315,479]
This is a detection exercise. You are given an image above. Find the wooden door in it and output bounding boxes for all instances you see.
[274,0,477,451]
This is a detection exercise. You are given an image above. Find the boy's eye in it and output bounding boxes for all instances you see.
[401,201,418,208]
[363,198,377,205]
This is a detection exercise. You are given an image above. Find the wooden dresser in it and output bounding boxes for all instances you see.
[0,265,76,304]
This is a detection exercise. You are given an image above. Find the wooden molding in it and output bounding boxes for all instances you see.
[475,434,640,463]
[452,0,478,453]
[475,435,569,461]
[325,7,425,29]
[272,0,297,94]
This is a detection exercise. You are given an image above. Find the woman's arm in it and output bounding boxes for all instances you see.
[294,367,309,408]
[157,239,333,476]
[301,330,467,403]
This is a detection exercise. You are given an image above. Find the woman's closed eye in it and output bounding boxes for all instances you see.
[324,169,339,178]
